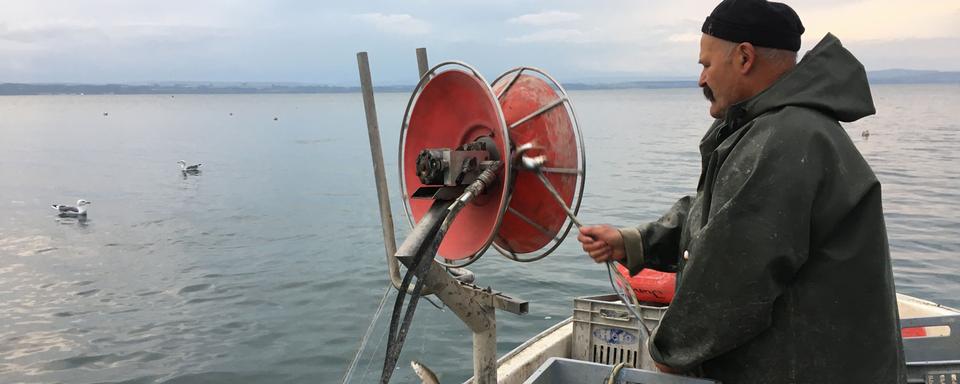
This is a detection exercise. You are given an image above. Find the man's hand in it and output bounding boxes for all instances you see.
[577,225,626,263]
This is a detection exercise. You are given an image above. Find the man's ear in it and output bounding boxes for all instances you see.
[737,42,756,74]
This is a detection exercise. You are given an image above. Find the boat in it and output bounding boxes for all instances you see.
[353,48,960,384]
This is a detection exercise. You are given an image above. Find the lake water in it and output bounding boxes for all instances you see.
[0,84,957,383]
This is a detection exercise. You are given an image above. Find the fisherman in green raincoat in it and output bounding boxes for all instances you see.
[577,1,906,383]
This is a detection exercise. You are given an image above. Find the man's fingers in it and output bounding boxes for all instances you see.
[579,225,605,239]
[579,225,619,263]
[581,240,608,252]
[588,247,611,262]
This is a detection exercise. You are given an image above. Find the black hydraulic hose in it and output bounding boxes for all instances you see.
[379,204,463,384]
[380,232,434,383]
[379,166,498,384]
[379,220,446,383]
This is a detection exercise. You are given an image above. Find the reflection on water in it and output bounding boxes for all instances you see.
[0,86,957,383]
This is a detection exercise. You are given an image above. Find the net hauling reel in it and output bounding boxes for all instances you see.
[375,58,587,384]
[399,62,586,267]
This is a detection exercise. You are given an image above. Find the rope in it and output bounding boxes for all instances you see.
[529,165,650,341]
[606,362,626,384]
[341,283,394,384]
[606,261,649,337]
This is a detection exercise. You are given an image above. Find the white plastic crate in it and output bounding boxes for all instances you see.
[572,294,668,369]
[523,357,718,384]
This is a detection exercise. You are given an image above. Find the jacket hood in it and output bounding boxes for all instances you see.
[736,33,876,123]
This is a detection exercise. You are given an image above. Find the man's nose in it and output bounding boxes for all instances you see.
[698,71,707,88]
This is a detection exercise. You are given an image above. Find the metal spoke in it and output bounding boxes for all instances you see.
[539,167,582,175]
[495,234,520,261]
[507,207,563,243]
[509,97,567,130]
[496,68,525,100]
[534,170,582,227]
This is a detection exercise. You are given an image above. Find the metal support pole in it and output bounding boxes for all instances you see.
[357,51,408,293]
[416,47,429,78]
[473,307,497,383]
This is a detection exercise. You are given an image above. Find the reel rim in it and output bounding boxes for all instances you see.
[398,61,512,266]
[490,66,587,262]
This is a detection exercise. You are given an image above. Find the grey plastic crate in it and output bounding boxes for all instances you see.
[902,314,960,384]
[573,294,668,368]
[523,357,718,384]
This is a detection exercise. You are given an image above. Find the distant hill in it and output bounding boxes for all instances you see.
[0,69,955,95]
[0,82,411,96]
[567,69,960,90]
[563,80,697,90]
[867,69,960,84]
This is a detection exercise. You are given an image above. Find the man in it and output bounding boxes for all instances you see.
[577,0,907,383]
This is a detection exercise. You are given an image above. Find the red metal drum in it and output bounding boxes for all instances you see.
[400,65,510,261]
[492,71,582,258]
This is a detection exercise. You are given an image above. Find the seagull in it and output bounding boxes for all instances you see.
[51,199,91,217]
[178,160,202,174]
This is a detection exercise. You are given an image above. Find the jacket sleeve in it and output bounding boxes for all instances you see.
[618,196,691,275]
[648,124,822,371]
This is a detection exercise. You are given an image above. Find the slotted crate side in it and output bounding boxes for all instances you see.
[572,294,667,368]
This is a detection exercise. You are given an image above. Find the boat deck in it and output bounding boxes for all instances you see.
[470,293,959,384]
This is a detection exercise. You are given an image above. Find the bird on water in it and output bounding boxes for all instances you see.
[178,160,202,175]
[51,199,91,217]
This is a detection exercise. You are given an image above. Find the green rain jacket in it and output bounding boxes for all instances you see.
[618,34,907,383]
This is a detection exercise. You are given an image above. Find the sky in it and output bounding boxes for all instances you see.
[0,0,958,85]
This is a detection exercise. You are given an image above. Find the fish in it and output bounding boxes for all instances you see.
[410,360,440,384]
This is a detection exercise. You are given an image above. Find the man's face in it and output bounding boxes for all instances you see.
[698,34,741,119]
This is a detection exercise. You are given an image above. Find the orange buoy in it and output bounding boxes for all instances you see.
[615,263,676,304]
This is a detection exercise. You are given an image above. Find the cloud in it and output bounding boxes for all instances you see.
[0,1,957,83]
[667,32,700,43]
[507,11,581,26]
[0,21,101,43]
[0,20,234,48]
[799,0,959,42]
[354,13,430,36]
[507,28,587,43]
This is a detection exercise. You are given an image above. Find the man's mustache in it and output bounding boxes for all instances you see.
[702,85,715,102]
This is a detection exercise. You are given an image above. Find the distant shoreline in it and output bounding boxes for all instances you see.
[1,69,956,95]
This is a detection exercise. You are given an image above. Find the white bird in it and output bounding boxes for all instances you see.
[178,160,202,174]
[51,199,91,217]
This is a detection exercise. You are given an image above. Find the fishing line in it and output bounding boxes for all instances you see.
[358,305,392,384]
[341,283,394,384]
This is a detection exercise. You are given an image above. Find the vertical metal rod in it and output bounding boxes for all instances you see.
[473,307,497,384]
[416,48,429,78]
[357,51,405,292]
